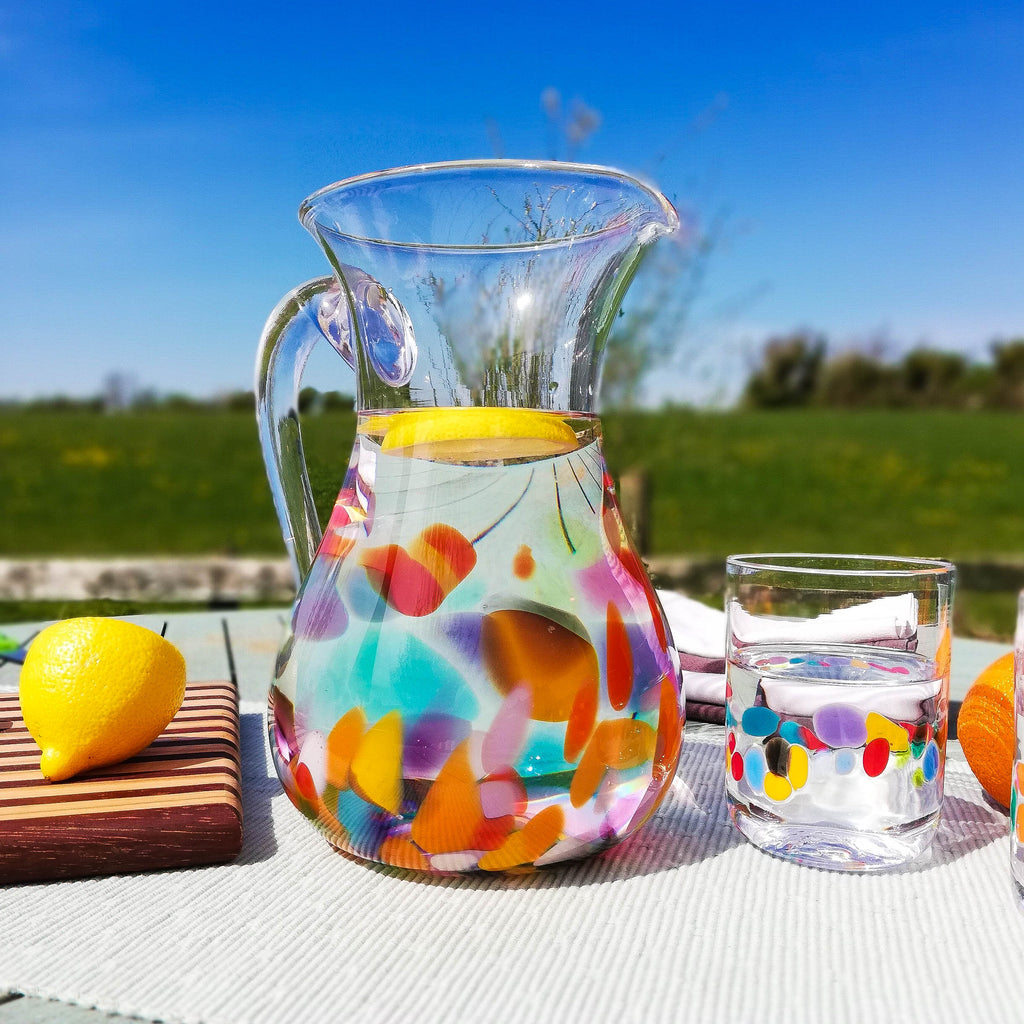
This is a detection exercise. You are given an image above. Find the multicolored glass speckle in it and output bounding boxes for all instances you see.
[1011,762,1024,889]
[269,412,683,874]
[1011,613,1024,901]
[726,647,946,839]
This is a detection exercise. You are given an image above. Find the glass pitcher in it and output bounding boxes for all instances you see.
[256,160,684,873]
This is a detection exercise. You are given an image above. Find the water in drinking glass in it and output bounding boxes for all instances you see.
[726,642,946,869]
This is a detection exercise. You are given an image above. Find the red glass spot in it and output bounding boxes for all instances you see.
[606,601,633,710]
[863,736,890,778]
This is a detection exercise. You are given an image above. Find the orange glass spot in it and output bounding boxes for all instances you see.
[597,717,657,770]
[480,608,599,722]
[570,718,657,807]
[379,836,430,872]
[478,805,565,871]
[411,741,485,854]
[325,707,366,790]
[570,741,607,808]
[606,601,633,711]
[319,526,356,560]
[653,673,683,776]
[564,678,598,763]
[644,582,669,655]
[512,544,535,579]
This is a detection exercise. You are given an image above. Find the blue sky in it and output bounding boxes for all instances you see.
[2,0,1022,404]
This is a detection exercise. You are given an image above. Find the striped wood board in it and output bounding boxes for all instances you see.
[0,680,242,884]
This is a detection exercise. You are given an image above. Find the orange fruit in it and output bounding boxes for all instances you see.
[958,651,1015,808]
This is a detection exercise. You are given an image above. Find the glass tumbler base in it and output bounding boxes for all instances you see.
[1012,873,1024,913]
[729,801,939,872]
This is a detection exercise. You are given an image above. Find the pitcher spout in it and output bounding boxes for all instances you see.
[297,160,680,414]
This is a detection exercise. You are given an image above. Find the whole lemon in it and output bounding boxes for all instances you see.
[20,617,187,781]
[958,650,1015,808]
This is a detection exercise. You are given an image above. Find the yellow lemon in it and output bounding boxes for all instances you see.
[380,407,579,462]
[19,617,187,781]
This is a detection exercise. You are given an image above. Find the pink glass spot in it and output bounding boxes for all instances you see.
[482,685,532,775]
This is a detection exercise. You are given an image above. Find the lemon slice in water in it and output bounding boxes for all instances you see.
[380,408,579,462]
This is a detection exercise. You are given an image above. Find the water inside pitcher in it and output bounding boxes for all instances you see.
[256,160,685,873]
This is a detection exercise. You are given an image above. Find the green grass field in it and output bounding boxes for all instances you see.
[2,407,1022,637]
[5,407,1021,558]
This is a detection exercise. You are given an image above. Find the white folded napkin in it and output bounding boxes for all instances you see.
[655,589,727,706]
[729,593,918,647]
[655,590,922,711]
[655,589,726,660]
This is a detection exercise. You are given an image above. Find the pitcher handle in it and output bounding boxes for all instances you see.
[255,275,353,585]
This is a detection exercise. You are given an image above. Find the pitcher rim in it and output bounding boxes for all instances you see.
[298,158,680,252]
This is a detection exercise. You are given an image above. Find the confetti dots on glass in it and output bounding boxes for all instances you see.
[865,711,910,753]
[862,736,890,778]
[764,773,792,801]
[788,745,809,789]
[813,704,868,748]
[741,706,780,737]
[743,746,768,791]
[728,697,943,805]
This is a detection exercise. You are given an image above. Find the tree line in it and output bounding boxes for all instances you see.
[8,337,1024,414]
[742,334,1024,410]
[0,387,353,415]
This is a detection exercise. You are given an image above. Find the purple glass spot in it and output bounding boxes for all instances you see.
[812,703,868,748]
[436,613,483,663]
[293,588,348,640]
[403,714,472,776]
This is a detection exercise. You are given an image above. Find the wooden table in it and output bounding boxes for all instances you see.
[0,609,1011,1023]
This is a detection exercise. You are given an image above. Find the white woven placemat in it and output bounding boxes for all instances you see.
[0,707,1020,1024]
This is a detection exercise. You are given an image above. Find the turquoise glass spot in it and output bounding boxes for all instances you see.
[741,706,780,737]
[743,746,767,791]
[779,720,805,746]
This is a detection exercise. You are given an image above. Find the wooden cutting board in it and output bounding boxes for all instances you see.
[0,680,243,884]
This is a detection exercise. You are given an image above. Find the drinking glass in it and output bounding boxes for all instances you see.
[724,553,955,871]
[1011,591,1024,900]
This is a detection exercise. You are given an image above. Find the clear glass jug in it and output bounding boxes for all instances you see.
[256,160,684,873]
